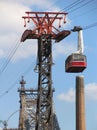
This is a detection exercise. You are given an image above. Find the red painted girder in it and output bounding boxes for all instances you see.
[21,30,71,42]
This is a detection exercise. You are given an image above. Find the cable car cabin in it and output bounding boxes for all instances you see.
[65,53,87,73]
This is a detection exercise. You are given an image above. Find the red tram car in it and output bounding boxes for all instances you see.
[65,53,87,73]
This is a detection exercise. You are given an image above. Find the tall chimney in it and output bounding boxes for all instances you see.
[76,76,86,130]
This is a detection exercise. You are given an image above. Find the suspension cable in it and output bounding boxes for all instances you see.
[0,39,21,75]
[60,0,85,12]
[83,22,97,30]
[68,0,96,13]
[0,59,36,99]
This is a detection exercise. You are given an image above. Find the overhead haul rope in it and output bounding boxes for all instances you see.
[67,0,96,13]
[70,22,97,32]
[0,59,36,99]
[0,39,21,75]
[57,0,97,30]
[60,0,85,12]
[52,0,82,12]
[70,6,97,20]
[83,22,97,30]
[53,0,96,19]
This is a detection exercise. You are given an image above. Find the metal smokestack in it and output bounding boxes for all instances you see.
[76,76,86,130]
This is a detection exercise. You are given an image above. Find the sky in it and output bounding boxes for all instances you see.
[0,0,97,130]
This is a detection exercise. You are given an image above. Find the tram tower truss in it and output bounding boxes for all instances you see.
[20,11,70,130]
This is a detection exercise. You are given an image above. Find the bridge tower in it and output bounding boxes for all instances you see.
[18,76,38,130]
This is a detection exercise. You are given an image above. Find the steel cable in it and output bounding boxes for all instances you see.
[83,22,97,30]
[0,59,36,99]
[67,0,96,13]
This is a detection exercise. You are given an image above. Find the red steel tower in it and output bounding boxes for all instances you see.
[21,11,70,130]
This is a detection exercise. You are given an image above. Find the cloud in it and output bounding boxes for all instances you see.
[18,0,60,11]
[0,0,72,62]
[0,50,4,57]
[53,42,76,58]
[0,1,30,34]
[0,1,33,61]
[85,83,97,101]
[12,40,37,62]
[57,88,75,103]
[57,83,97,103]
